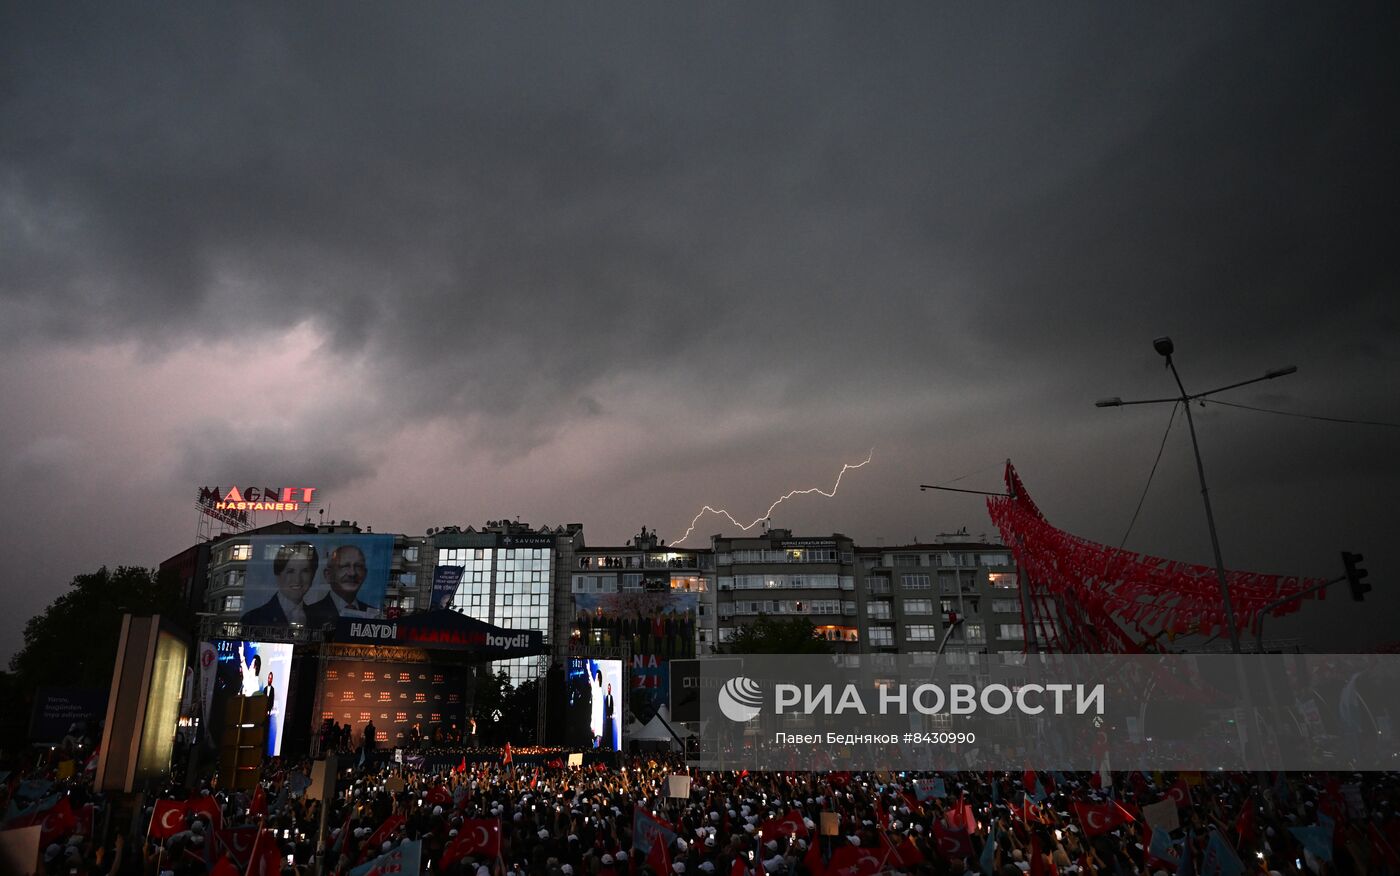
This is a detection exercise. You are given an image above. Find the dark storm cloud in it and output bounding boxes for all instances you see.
[1,3,1397,658]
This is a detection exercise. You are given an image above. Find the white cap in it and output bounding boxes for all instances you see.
[382,841,393,852]
[673,864,686,874]
[539,829,550,839]
[675,838,688,851]
[434,805,444,816]
[45,845,62,862]
[563,866,574,875]
[700,864,716,873]
[450,829,459,837]
[617,852,628,862]
[602,855,615,865]
[765,840,779,852]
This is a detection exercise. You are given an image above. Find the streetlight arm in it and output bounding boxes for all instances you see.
[1189,367,1298,401]
[1094,396,1180,407]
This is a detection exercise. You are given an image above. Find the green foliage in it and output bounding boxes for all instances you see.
[9,565,189,690]
[717,613,834,654]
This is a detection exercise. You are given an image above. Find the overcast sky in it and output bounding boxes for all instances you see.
[3,3,1397,663]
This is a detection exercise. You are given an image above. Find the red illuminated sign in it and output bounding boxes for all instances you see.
[198,485,318,513]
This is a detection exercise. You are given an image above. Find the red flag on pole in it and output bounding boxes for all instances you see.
[645,834,671,875]
[188,794,223,830]
[442,818,502,869]
[248,785,267,820]
[1072,801,1134,837]
[149,799,188,841]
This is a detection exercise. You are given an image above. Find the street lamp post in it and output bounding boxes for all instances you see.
[1096,337,1296,654]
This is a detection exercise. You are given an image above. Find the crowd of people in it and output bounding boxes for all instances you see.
[4,731,1396,876]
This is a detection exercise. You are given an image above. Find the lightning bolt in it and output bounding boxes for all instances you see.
[668,449,874,546]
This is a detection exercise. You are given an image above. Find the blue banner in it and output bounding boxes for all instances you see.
[431,565,465,609]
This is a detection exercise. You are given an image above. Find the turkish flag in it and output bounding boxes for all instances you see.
[893,835,923,867]
[361,814,406,861]
[249,784,267,820]
[426,784,453,807]
[245,829,284,876]
[1072,801,1133,837]
[188,794,223,830]
[645,833,671,875]
[758,809,809,839]
[149,799,188,840]
[1165,780,1190,809]
[38,797,78,846]
[933,822,974,858]
[827,845,884,876]
[216,826,259,869]
[210,855,241,876]
[828,772,852,788]
[802,839,825,876]
[1028,836,1048,876]
[442,818,501,868]
[1022,770,1037,793]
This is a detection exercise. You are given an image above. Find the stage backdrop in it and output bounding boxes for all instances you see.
[241,534,393,633]
[573,590,696,723]
[319,660,467,748]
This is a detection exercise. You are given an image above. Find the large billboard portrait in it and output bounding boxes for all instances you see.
[210,640,294,756]
[241,535,394,631]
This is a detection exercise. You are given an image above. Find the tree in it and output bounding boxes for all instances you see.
[10,565,190,690]
[716,614,835,654]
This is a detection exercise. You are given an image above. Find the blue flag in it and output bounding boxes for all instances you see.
[350,839,421,876]
[1149,827,1180,866]
[1175,831,1195,876]
[980,825,999,876]
[1200,830,1244,876]
[1288,826,1334,863]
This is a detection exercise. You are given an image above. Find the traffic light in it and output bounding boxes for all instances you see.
[1342,551,1371,601]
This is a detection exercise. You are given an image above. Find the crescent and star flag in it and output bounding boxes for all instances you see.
[758,810,809,839]
[1165,780,1191,809]
[1072,800,1133,837]
[149,799,188,840]
[426,785,452,807]
[827,845,884,876]
[350,839,421,876]
[188,794,223,830]
[441,818,501,869]
[249,784,267,820]
[933,821,973,858]
[216,826,258,868]
[801,840,824,876]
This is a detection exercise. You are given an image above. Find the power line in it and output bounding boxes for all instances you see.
[1120,400,1179,550]
[1201,397,1400,429]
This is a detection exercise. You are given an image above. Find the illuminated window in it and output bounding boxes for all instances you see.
[230,544,252,561]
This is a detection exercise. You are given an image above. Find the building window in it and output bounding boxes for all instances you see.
[901,574,931,590]
[992,598,1020,614]
[403,546,419,562]
[894,554,919,567]
[867,601,891,620]
[867,577,890,594]
[222,595,242,613]
[964,623,985,644]
[998,623,1025,640]
[868,627,894,647]
[230,544,252,561]
[903,599,934,615]
[906,625,938,642]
